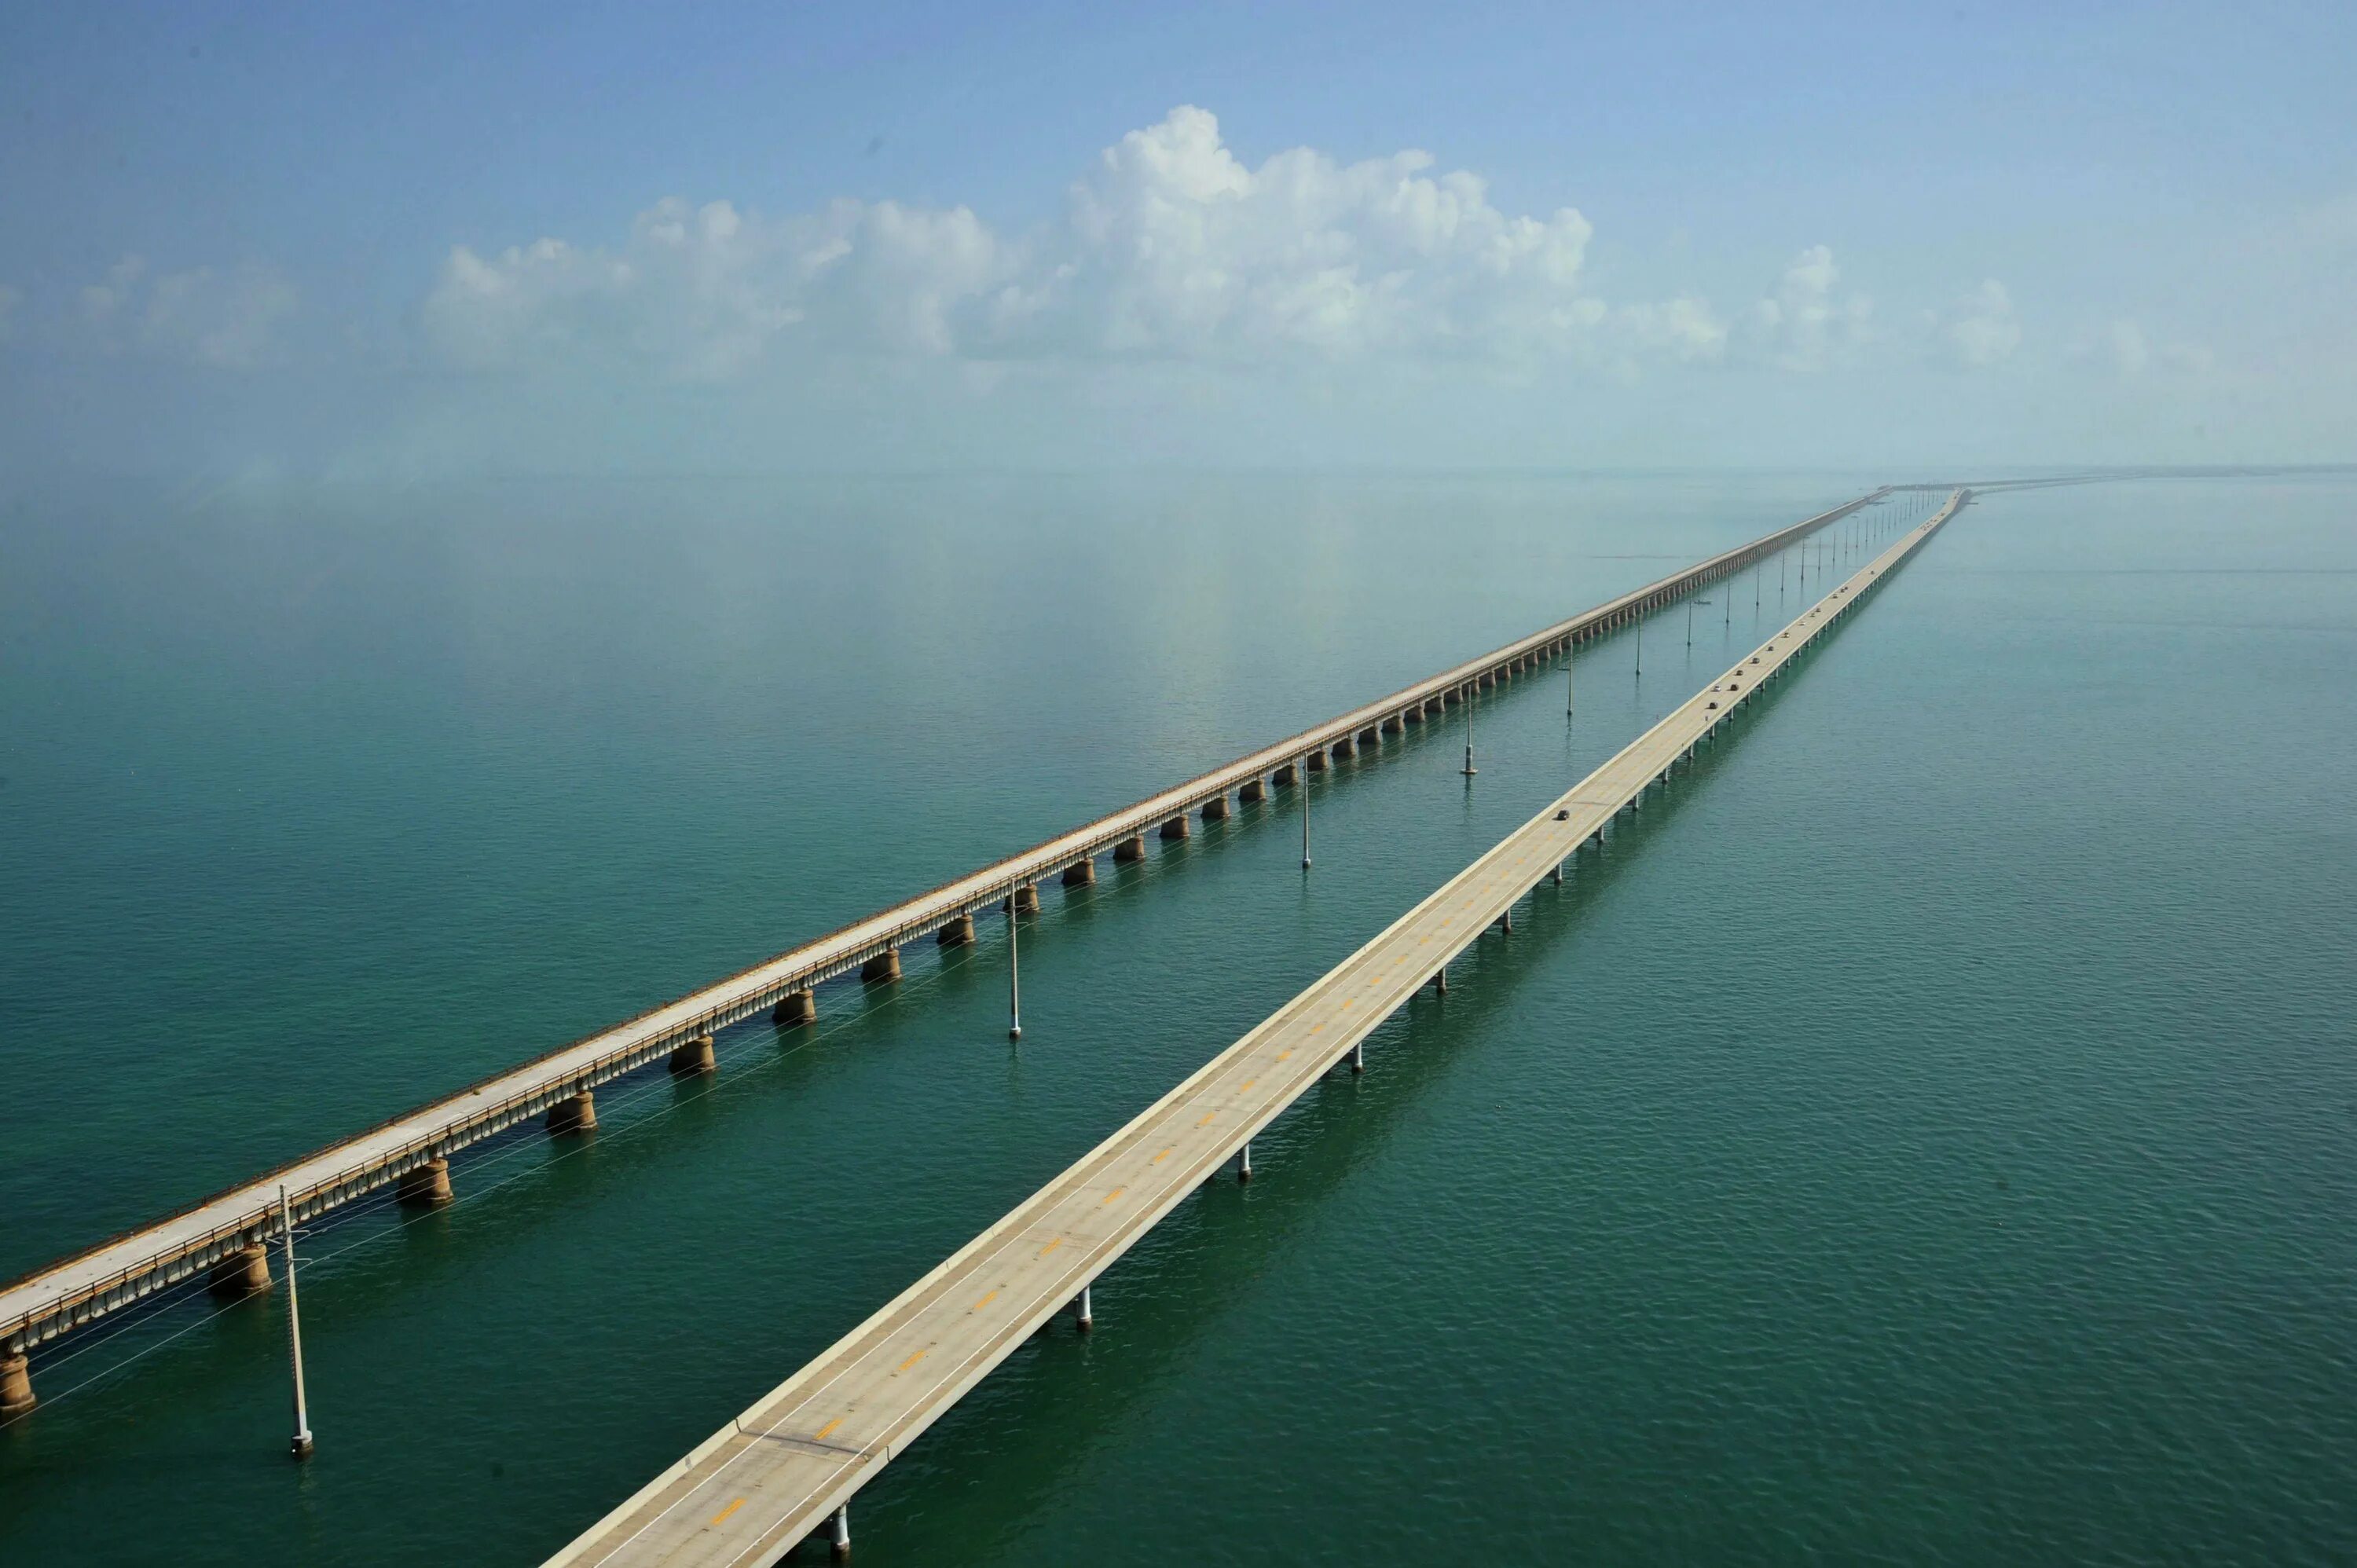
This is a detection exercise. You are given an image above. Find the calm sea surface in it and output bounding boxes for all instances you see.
[1,471,2352,1565]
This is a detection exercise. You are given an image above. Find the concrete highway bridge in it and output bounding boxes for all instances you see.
[0,486,1894,1421]
[544,491,1968,1564]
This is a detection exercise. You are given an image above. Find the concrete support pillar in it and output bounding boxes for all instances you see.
[1271,763,1299,787]
[828,1504,851,1561]
[545,1090,597,1135]
[1402,706,1424,726]
[1550,863,1563,885]
[860,950,902,984]
[937,913,976,947]
[1478,672,1495,691]
[1306,750,1328,772]
[1498,907,1514,933]
[1238,777,1266,804]
[1201,793,1230,822]
[1350,1039,1365,1074]
[1382,713,1404,735]
[208,1242,272,1299]
[1113,834,1148,862]
[1330,736,1354,760]
[0,1352,31,1419]
[1061,858,1097,887]
[398,1156,453,1207]
[1433,965,1449,994]
[1012,883,1043,914]
[772,989,816,1028]
[1159,815,1189,841]
[1237,1142,1253,1183]
[1072,1284,1094,1332]
[669,1033,718,1074]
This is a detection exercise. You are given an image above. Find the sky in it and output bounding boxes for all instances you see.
[0,0,2352,478]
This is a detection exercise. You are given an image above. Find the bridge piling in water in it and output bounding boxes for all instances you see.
[545,1091,596,1134]
[937,913,976,947]
[774,989,816,1028]
[397,1156,453,1206]
[207,1244,270,1300]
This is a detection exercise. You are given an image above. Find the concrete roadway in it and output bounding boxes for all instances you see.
[543,491,1965,1566]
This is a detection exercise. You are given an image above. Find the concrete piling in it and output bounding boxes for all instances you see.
[1306,751,1328,772]
[669,1033,719,1074]
[1159,815,1189,841]
[1012,883,1042,914]
[860,950,902,984]
[1272,763,1299,786]
[772,989,816,1028]
[0,1352,31,1418]
[1201,793,1230,821]
[1330,737,1354,760]
[937,913,977,947]
[1238,777,1266,804]
[1113,834,1147,862]
[1072,1285,1093,1332]
[207,1243,271,1299]
[1237,1142,1253,1183]
[1061,859,1096,887]
[545,1090,597,1135]
[398,1156,453,1207]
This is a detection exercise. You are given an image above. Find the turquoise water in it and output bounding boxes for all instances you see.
[2,473,2352,1564]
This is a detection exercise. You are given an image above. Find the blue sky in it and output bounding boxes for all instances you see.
[2,1,2352,475]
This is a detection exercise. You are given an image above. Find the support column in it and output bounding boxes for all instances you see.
[1306,749,1328,772]
[398,1156,453,1207]
[937,913,977,947]
[1239,777,1267,804]
[1159,815,1189,841]
[1061,858,1096,887]
[1402,706,1424,726]
[1433,965,1449,994]
[772,989,816,1028]
[1113,833,1148,862]
[669,1032,718,1074]
[1550,863,1563,885]
[1,1350,31,1419]
[1272,763,1299,787]
[1072,1284,1093,1332]
[1011,882,1042,914]
[860,949,902,984]
[828,1504,851,1561]
[1237,1142,1253,1183]
[1498,907,1514,933]
[1201,793,1230,822]
[1357,726,1380,748]
[545,1090,596,1134]
[1350,1039,1365,1074]
[1330,736,1354,760]
[208,1242,272,1300]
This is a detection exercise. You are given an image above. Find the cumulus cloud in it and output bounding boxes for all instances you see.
[79,255,299,367]
[1942,279,2021,367]
[1743,245,1873,371]
[424,106,1618,376]
[2082,318,2213,378]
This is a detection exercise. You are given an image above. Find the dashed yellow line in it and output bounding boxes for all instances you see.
[1102,1185,1126,1206]
[1039,1236,1062,1258]
[1151,1146,1173,1164]
[970,1288,999,1312]
[1241,1079,1256,1092]
[815,1418,842,1442]
[709,1498,746,1527]
[898,1348,928,1373]
[1196,1112,1216,1127]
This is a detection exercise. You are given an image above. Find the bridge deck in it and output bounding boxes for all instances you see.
[544,492,1963,1567]
[2,493,1882,1360]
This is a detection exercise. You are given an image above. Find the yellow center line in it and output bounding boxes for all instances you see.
[709,1497,746,1528]
[1241,1079,1256,1092]
[1152,1145,1174,1163]
[1102,1185,1127,1206]
[970,1289,999,1312]
[1196,1112,1216,1127]
[1277,1050,1292,1061]
[1039,1236,1062,1258]
[898,1347,928,1373]
[815,1418,842,1442]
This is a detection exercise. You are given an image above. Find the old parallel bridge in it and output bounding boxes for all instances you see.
[0,488,1893,1420]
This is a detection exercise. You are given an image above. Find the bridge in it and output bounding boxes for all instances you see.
[541,489,1967,1565]
[0,487,1890,1420]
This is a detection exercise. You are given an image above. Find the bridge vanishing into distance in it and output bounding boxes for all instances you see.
[545,490,1969,1564]
[0,485,1897,1425]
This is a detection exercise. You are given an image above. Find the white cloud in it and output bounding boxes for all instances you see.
[424,106,1628,376]
[2083,318,2213,378]
[79,254,299,367]
[1743,245,1873,371]
[1943,279,2021,367]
